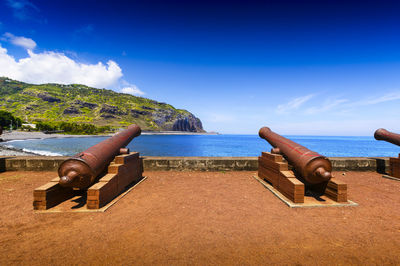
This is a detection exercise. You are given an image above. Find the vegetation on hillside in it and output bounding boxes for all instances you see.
[0,110,22,130]
[0,77,204,134]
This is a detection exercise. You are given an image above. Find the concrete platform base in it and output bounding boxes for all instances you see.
[253,175,358,208]
[382,174,400,181]
[34,176,147,213]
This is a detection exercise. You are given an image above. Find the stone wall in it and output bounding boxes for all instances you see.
[0,156,390,173]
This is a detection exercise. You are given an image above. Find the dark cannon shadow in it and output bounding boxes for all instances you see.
[71,190,87,209]
[372,158,388,174]
[0,157,10,173]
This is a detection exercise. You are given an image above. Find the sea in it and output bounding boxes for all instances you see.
[3,134,399,157]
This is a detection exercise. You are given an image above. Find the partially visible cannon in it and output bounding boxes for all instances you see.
[58,124,141,189]
[374,128,400,147]
[259,127,332,184]
[0,125,2,136]
[374,128,400,179]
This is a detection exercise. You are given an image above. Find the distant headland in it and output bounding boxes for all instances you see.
[0,77,205,134]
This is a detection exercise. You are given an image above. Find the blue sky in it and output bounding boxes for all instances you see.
[0,0,400,135]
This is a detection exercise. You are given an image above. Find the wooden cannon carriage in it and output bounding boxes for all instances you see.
[256,127,350,205]
[33,124,144,211]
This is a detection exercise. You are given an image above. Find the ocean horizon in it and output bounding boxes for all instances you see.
[3,134,399,157]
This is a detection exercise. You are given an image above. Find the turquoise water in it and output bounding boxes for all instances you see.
[3,134,399,157]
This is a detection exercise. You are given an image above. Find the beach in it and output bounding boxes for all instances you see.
[0,130,218,156]
[0,131,106,156]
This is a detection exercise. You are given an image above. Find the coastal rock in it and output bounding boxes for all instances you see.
[37,93,61,103]
[63,106,81,114]
[172,114,204,132]
[152,109,174,126]
[74,100,98,109]
[100,104,126,115]
[21,91,36,97]
[100,113,116,119]
[130,109,151,118]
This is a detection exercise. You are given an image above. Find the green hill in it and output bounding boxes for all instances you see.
[0,77,204,132]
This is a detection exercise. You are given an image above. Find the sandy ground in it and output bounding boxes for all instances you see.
[0,170,399,265]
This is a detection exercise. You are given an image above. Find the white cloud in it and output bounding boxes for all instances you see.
[121,85,145,96]
[3,32,37,50]
[276,90,400,116]
[276,94,314,114]
[0,44,122,88]
[270,118,400,136]
[354,92,400,106]
[305,98,348,114]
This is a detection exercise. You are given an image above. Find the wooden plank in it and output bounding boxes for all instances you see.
[86,200,99,209]
[390,159,400,178]
[114,152,139,165]
[99,173,117,183]
[108,164,123,174]
[258,164,279,187]
[261,152,283,162]
[325,188,347,202]
[118,157,142,191]
[390,157,400,163]
[87,176,118,209]
[34,180,60,192]
[280,170,296,178]
[87,152,143,209]
[258,156,288,172]
[33,182,74,210]
[327,179,347,191]
[33,183,73,201]
[277,175,304,203]
[325,179,348,202]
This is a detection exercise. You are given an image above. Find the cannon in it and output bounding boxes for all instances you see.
[34,124,144,210]
[58,124,141,189]
[374,128,400,147]
[374,128,400,179]
[256,127,348,204]
[0,125,2,136]
[259,127,332,184]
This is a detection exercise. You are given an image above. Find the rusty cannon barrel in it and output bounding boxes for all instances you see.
[374,128,400,147]
[259,127,332,184]
[58,124,141,189]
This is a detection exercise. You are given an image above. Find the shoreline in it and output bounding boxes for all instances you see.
[0,130,217,156]
[142,131,218,135]
[0,131,110,156]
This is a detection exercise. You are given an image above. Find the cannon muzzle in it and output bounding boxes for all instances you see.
[374,128,400,147]
[0,126,2,136]
[259,127,332,184]
[58,124,141,189]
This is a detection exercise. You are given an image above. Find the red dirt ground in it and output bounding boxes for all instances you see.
[0,170,399,265]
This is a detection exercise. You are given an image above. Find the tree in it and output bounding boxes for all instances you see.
[0,110,21,130]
